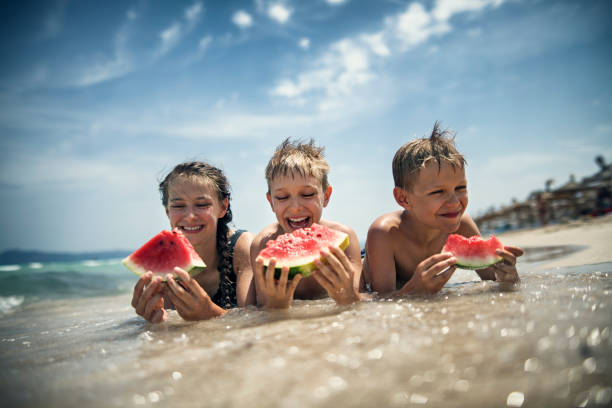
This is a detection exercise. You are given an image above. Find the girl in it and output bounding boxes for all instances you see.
[131,161,255,323]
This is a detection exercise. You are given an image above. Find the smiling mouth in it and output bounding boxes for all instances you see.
[287,216,310,230]
[180,225,204,233]
[440,211,461,219]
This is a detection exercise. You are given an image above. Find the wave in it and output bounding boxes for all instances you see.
[0,295,24,315]
[0,265,21,272]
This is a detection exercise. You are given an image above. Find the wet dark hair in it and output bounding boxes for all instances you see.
[159,161,236,308]
[392,122,466,191]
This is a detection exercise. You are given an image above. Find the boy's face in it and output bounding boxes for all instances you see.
[398,161,468,233]
[266,172,331,232]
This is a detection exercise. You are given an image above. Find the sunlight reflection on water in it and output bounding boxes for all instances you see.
[0,248,611,408]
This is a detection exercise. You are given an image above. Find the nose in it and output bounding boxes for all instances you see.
[288,197,303,212]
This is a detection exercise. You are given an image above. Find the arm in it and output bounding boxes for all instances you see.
[365,225,398,294]
[233,231,256,307]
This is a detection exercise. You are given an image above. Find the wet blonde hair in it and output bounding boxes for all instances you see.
[393,122,466,191]
[265,138,330,192]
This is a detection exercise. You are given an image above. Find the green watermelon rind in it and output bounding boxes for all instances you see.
[444,234,503,270]
[455,256,502,270]
[122,257,205,281]
[263,233,350,279]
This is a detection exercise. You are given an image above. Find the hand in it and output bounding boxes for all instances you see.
[165,267,226,321]
[131,272,168,324]
[312,246,361,305]
[254,257,302,309]
[477,246,523,283]
[399,253,457,295]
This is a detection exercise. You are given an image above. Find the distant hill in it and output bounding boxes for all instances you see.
[0,249,132,265]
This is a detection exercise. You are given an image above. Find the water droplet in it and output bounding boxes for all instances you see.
[594,387,612,405]
[582,357,597,374]
[148,392,161,403]
[587,328,601,347]
[328,376,347,390]
[454,379,470,392]
[410,393,428,404]
[506,391,525,407]
[368,348,383,359]
[524,358,540,372]
[441,326,449,335]
[172,371,182,380]
[537,337,552,352]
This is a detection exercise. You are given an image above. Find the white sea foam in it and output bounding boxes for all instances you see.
[0,295,24,315]
[0,265,21,272]
[29,262,43,269]
[82,260,102,267]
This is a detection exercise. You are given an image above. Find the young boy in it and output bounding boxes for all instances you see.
[250,138,363,308]
[363,123,523,296]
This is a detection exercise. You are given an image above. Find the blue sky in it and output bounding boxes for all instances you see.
[1,0,611,252]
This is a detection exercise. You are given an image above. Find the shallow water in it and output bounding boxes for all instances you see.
[1,251,611,408]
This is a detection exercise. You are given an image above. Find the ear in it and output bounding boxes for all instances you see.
[266,192,274,211]
[218,197,229,219]
[393,187,412,210]
[322,185,332,207]
[165,207,170,218]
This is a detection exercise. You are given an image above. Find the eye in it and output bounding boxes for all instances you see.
[429,190,443,195]
[275,196,288,201]
[196,203,211,208]
[302,192,315,198]
[456,185,467,191]
[170,204,185,209]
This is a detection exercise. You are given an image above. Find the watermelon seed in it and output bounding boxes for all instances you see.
[159,240,164,246]
[316,234,322,238]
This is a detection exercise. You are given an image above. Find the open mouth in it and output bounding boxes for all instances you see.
[440,211,461,219]
[180,225,204,233]
[287,216,310,230]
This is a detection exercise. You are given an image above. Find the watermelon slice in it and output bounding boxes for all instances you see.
[443,234,503,270]
[258,223,349,279]
[122,229,206,279]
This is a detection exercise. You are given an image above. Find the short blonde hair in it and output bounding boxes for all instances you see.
[265,138,330,192]
[393,122,466,190]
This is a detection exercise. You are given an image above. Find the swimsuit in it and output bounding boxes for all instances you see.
[211,229,245,309]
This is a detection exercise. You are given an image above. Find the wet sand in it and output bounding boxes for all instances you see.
[498,214,612,269]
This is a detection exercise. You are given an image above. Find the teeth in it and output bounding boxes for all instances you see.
[289,217,308,223]
[182,226,202,231]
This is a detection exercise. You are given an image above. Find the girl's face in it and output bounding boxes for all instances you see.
[402,161,468,233]
[266,172,331,233]
[165,176,228,250]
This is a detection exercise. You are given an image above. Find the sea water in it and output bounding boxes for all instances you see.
[1,252,611,408]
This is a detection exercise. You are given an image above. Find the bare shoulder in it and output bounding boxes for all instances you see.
[319,219,357,237]
[233,230,254,256]
[250,223,283,255]
[455,213,481,237]
[367,210,403,239]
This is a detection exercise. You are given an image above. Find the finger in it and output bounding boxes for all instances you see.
[166,273,194,306]
[136,276,163,316]
[165,284,191,312]
[312,270,335,294]
[265,258,278,289]
[493,263,520,283]
[314,258,340,288]
[174,267,209,299]
[143,293,163,321]
[433,265,456,285]
[496,249,516,266]
[320,250,344,280]
[328,246,353,278]
[419,252,454,271]
[504,245,524,257]
[287,273,302,296]
[132,272,152,308]
[424,256,458,279]
[278,265,290,291]
[150,308,167,324]
[254,257,266,291]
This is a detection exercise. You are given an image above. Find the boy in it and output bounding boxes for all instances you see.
[363,123,523,295]
[250,138,363,308]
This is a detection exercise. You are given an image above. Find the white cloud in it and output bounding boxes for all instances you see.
[199,35,213,51]
[185,2,203,22]
[432,0,505,22]
[326,0,347,5]
[361,33,390,57]
[158,23,182,56]
[299,38,310,49]
[233,10,253,28]
[393,2,451,48]
[268,4,292,24]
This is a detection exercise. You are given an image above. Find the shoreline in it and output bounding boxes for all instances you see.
[498,213,612,269]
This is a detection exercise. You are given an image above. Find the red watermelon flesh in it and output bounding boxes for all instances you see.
[258,223,349,279]
[122,229,206,279]
[443,234,503,270]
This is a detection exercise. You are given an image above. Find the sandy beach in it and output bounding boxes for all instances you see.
[498,214,612,269]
